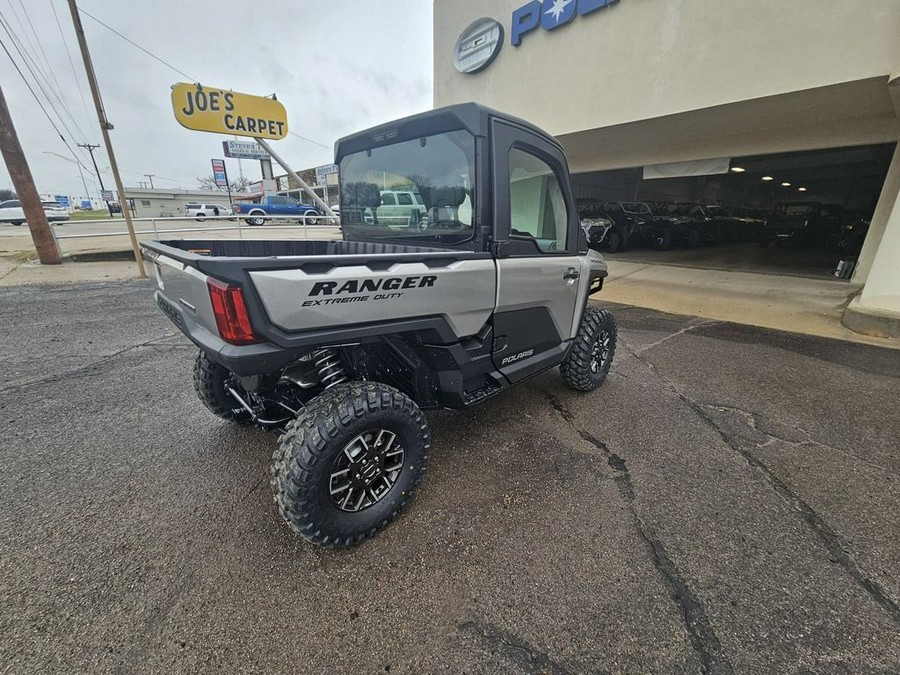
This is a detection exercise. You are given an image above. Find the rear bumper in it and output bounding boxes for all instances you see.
[155,291,299,376]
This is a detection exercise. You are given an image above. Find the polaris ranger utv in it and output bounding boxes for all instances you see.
[141,104,617,547]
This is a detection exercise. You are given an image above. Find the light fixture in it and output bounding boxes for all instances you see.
[781,182,791,187]
[798,187,807,192]
[730,167,746,173]
[761,176,774,181]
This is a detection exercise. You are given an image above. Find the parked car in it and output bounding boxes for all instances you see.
[0,199,25,225]
[576,198,620,251]
[720,205,768,242]
[233,195,320,226]
[651,202,711,247]
[0,199,69,225]
[376,189,428,228]
[605,201,681,250]
[764,202,847,248]
[660,203,754,244]
[186,203,233,220]
[831,213,871,255]
[42,200,70,223]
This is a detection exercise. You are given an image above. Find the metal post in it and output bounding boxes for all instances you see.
[254,138,336,217]
[0,84,61,264]
[68,0,145,277]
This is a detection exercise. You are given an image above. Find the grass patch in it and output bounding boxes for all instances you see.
[69,209,118,221]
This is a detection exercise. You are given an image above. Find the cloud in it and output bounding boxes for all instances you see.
[0,0,434,199]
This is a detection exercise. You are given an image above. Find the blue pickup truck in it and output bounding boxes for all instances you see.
[233,195,321,226]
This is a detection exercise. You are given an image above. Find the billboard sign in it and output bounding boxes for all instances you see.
[211,159,228,188]
[222,139,270,160]
[100,190,115,201]
[171,83,288,140]
[315,163,339,185]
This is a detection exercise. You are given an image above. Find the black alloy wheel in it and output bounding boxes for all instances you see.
[329,429,405,512]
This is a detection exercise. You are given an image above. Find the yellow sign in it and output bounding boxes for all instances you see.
[170,83,288,140]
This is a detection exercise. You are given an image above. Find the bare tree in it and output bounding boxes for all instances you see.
[196,175,253,193]
[0,188,16,201]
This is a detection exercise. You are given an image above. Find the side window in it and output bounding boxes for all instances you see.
[397,192,413,205]
[380,192,396,206]
[508,148,568,253]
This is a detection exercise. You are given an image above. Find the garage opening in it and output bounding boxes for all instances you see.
[571,143,895,280]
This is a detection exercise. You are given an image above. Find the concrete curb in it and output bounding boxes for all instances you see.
[842,296,900,339]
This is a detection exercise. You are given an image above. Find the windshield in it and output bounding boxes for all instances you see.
[339,130,475,243]
[622,202,651,215]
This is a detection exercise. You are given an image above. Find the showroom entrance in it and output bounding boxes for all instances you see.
[571,143,896,280]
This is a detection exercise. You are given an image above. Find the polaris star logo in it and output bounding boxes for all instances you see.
[511,0,619,47]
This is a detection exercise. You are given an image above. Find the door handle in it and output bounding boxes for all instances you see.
[563,267,580,280]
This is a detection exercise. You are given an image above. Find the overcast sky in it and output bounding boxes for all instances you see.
[0,0,433,200]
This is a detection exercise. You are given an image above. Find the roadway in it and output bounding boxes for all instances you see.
[1,278,897,673]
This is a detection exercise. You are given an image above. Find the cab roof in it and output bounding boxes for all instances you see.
[334,102,561,162]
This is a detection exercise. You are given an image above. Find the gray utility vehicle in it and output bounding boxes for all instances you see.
[141,104,617,547]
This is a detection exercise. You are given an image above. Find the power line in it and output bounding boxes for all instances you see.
[289,131,331,150]
[4,0,90,146]
[17,0,67,104]
[3,4,93,145]
[0,33,93,175]
[50,0,96,143]
[0,11,92,155]
[78,7,197,82]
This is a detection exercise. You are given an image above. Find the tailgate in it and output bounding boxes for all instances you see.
[142,247,219,338]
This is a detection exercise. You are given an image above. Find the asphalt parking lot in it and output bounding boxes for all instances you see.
[1,279,898,674]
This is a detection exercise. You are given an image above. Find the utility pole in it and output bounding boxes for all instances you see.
[68,0,145,277]
[143,174,155,189]
[77,142,111,215]
[0,85,61,264]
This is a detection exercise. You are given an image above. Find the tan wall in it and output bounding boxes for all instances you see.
[435,0,899,136]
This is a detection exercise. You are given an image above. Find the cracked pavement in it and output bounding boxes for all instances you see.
[0,282,898,674]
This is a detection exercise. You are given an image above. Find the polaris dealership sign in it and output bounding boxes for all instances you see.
[453,0,620,73]
[512,0,619,46]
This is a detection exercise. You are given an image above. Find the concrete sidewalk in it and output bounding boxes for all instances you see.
[600,260,899,349]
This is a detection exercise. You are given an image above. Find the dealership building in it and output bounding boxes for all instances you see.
[434,0,900,337]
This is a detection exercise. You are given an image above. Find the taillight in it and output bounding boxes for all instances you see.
[207,278,259,345]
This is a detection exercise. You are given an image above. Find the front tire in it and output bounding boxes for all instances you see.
[271,382,430,547]
[561,307,617,392]
[302,210,318,226]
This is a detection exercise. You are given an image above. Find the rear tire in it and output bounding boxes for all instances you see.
[193,351,252,424]
[271,382,430,547]
[561,307,617,392]
[651,229,673,251]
